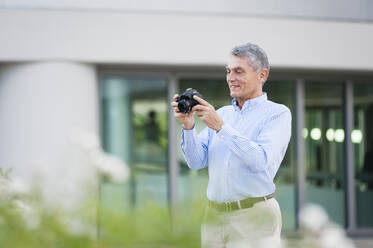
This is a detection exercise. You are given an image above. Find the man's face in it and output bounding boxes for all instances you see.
[225,55,266,101]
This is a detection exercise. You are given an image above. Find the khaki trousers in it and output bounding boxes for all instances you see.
[201,198,282,248]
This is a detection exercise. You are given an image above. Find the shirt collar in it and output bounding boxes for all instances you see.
[232,92,268,113]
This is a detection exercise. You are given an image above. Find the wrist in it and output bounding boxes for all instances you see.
[215,121,224,132]
[183,122,195,130]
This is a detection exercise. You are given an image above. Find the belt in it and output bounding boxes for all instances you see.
[208,193,274,212]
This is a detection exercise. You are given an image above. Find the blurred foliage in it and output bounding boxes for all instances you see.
[0,202,94,248]
[0,168,12,179]
[99,202,202,248]
[0,167,356,248]
[0,170,202,248]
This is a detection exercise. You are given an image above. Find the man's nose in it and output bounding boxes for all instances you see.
[227,73,235,83]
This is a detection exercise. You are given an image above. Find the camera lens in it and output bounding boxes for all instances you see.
[178,99,191,113]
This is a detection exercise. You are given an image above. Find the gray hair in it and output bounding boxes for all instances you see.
[231,42,270,73]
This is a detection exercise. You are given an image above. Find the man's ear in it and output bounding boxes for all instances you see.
[258,69,269,84]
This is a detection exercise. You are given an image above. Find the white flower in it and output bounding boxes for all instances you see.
[319,225,356,248]
[69,128,101,153]
[93,152,130,183]
[299,204,329,233]
[4,177,30,197]
[69,128,130,184]
[257,238,281,248]
[13,199,40,230]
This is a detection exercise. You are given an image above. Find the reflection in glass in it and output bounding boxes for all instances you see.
[305,82,345,227]
[100,76,168,210]
[354,83,373,227]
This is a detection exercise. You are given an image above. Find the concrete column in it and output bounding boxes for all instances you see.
[0,62,99,208]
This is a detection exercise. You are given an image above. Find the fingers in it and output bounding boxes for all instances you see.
[193,105,207,119]
[174,111,194,120]
[171,94,180,113]
[192,105,206,112]
[174,112,184,118]
[193,95,210,106]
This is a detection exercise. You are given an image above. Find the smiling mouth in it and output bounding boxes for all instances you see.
[229,85,240,89]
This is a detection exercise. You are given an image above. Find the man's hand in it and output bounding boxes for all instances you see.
[171,94,195,130]
[192,96,224,132]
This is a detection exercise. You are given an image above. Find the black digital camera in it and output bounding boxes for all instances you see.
[176,88,202,113]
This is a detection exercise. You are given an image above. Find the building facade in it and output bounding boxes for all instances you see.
[0,0,373,240]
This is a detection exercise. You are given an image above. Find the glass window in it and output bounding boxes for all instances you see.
[304,81,346,226]
[354,82,373,227]
[100,76,169,210]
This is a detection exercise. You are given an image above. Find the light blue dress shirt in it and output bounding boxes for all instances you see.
[181,93,292,202]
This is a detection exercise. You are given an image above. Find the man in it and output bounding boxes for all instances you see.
[171,42,291,248]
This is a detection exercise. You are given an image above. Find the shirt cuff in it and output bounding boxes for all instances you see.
[182,125,195,137]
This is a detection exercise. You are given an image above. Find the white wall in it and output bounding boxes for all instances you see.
[0,9,373,71]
